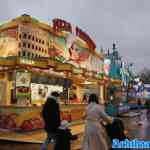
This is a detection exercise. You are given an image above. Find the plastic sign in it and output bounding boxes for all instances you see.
[53,18,96,50]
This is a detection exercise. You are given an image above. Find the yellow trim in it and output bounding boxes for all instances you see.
[17,58,48,68]
[110,79,122,84]
[55,63,73,71]
[0,58,16,66]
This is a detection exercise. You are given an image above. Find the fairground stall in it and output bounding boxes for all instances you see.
[0,14,105,131]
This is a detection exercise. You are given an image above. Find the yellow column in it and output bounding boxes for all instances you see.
[76,85,82,101]
[99,85,105,104]
[5,73,13,105]
[0,80,6,105]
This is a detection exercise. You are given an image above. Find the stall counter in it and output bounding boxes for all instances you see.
[0,104,86,131]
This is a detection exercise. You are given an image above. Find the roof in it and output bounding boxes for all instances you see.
[0,14,104,60]
[0,14,53,33]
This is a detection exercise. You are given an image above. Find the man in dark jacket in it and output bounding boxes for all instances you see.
[41,91,61,150]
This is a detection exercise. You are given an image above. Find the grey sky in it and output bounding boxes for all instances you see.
[0,0,150,73]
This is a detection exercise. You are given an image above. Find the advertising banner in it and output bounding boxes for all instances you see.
[31,83,63,103]
[48,33,91,68]
[0,29,19,57]
[15,71,31,99]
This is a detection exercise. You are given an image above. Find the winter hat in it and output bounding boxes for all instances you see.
[59,120,70,130]
[47,91,60,99]
[51,91,60,97]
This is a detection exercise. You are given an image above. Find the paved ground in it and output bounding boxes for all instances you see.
[0,109,150,150]
[121,109,150,140]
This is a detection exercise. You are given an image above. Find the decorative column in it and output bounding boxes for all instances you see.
[5,72,12,105]
[99,85,105,104]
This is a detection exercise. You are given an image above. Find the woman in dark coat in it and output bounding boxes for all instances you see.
[41,91,61,150]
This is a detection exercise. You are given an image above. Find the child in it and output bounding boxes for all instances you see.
[105,118,129,143]
[55,120,78,150]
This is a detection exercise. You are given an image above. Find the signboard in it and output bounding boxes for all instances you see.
[55,63,72,71]
[0,28,19,58]
[48,59,56,67]
[103,59,111,75]
[18,58,48,68]
[72,67,83,74]
[16,71,31,87]
[93,73,102,79]
[84,71,93,77]
[15,71,31,99]
[132,83,150,99]
[31,83,63,103]
[53,18,96,50]
[0,57,16,66]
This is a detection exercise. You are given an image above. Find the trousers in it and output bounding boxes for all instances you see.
[41,133,57,150]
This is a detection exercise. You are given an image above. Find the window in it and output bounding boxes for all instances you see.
[35,46,38,50]
[42,40,44,44]
[32,36,35,41]
[32,45,34,49]
[32,53,34,58]
[23,42,26,48]
[39,39,41,43]
[18,51,21,56]
[22,51,26,57]
[23,33,27,39]
[27,52,30,57]
[47,42,49,46]
[18,42,21,48]
[36,38,38,42]
[19,34,21,39]
[28,35,31,40]
[28,43,30,48]
[39,47,41,51]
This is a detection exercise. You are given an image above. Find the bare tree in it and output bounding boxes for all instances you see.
[138,68,150,83]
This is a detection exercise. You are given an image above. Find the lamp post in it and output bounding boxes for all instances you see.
[126,63,134,103]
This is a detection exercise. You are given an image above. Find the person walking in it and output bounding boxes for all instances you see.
[146,101,150,121]
[41,91,61,150]
[82,93,113,150]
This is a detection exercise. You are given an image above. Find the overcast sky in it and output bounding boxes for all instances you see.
[1,0,150,73]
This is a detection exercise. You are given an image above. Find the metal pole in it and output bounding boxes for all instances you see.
[67,88,70,104]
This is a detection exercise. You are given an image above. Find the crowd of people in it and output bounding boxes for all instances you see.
[40,91,127,150]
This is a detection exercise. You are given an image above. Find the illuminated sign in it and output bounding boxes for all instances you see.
[18,58,48,68]
[104,59,111,75]
[72,68,83,74]
[93,73,102,79]
[20,58,35,65]
[84,71,93,77]
[0,58,16,66]
[15,71,31,99]
[55,63,72,71]
[48,59,56,67]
